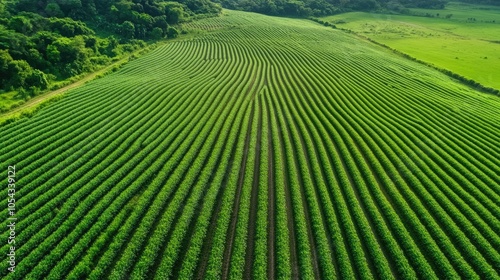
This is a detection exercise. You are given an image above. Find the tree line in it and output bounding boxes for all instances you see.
[212,0,449,17]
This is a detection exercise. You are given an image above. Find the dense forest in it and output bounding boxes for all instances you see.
[0,0,221,105]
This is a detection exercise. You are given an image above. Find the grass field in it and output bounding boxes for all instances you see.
[1,9,500,279]
[320,2,500,90]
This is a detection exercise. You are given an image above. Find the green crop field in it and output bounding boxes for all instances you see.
[320,2,500,90]
[1,9,500,279]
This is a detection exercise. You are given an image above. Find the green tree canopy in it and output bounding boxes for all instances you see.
[120,20,135,39]
[45,1,64,17]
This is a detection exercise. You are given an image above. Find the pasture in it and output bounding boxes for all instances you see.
[1,9,500,279]
[320,2,500,89]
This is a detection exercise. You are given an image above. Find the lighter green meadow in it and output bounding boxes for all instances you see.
[321,2,500,89]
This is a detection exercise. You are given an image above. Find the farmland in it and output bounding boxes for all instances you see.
[320,2,500,90]
[1,9,500,279]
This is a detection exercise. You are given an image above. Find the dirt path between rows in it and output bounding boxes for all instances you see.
[270,97,299,279]
[283,115,320,280]
[243,101,262,279]
[266,98,276,280]
[221,102,255,279]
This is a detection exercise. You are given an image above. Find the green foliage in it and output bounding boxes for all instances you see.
[0,11,106,94]
[150,27,164,39]
[8,59,32,88]
[215,0,450,16]
[26,69,49,89]
[0,49,13,74]
[45,1,64,17]
[46,44,60,63]
[120,20,135,38]
[167,26,179,38]
[159,2,186,23]
[399,0,447,9]
[0,56,48,95]
[10,0,220,30]
[458,0,500,5]
[8,16,33,34]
